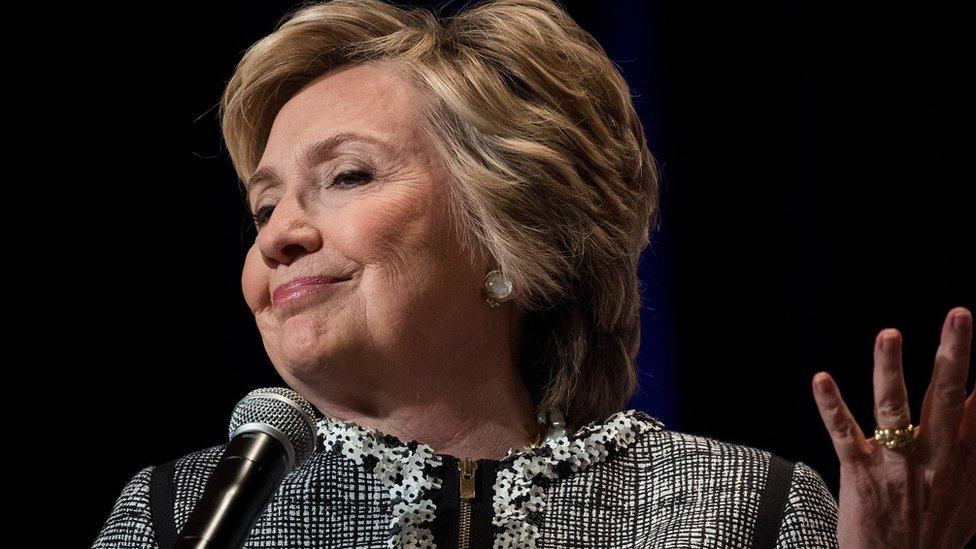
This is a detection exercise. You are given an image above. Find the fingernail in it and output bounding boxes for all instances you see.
[814,373,831,393]
[880,329,898,351]
[953,311,971,332]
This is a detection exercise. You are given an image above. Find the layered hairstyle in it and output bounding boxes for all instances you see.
[220,0,660,429]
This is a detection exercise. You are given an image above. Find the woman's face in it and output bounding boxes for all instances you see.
[241,62,495,397]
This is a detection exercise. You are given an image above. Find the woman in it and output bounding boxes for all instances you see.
[93,0,975,547]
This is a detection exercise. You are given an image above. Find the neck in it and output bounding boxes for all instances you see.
[279,314,539,460]
[287,368,539,460]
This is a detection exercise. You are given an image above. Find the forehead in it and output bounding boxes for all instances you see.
[261,62,423,161]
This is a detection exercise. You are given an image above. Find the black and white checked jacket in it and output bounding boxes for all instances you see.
[93,409,839,548]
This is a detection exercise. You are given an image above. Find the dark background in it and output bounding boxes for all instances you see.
[14,1,972,544]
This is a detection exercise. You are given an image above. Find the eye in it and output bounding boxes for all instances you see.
[250,205,275,229]
[249,169,374,230]
[328,169,373,188]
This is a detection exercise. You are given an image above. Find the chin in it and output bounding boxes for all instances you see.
[268,317,335,373]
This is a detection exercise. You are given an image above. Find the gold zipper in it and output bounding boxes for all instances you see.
[456,422,544,548]
[458,458,477,549]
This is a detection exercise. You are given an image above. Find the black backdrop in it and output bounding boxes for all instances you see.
[14,1,972,545]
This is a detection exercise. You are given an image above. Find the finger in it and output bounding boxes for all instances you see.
[920,307,973,462]
[935,389,976,548]
[920,463,975,548]
[944,476,976,549]
[873,328,912,431]
[963,388,976,452]
[813,372,870,463]
[944,390,976,549]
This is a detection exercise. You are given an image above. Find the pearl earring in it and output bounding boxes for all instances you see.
[483,269,514,308]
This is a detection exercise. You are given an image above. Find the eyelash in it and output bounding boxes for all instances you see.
[250,169,374,229]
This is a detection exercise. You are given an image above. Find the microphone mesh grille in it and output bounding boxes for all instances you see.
[228,386,317,469]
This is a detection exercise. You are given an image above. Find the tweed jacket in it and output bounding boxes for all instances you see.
[93,409,839,548]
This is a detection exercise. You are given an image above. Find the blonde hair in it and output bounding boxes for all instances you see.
[220,0,660,429]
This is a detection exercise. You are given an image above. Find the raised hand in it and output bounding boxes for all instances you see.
[812,307,975,548]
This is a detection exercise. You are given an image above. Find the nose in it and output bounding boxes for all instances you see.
[254,192,322,267]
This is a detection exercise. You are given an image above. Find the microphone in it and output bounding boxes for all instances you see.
[173,387,317,549]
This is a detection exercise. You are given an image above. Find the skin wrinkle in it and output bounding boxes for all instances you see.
[241,61,538,459]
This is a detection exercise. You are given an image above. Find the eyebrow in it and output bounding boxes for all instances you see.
[245,132,394,196]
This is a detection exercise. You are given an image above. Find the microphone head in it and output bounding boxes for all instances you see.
[228,387,318,471]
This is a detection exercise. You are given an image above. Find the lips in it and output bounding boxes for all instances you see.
[272,275,346,308]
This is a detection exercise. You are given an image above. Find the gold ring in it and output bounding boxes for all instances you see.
[874,423,917,452]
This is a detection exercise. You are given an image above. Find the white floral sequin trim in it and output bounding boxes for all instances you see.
[491,409,665,549]
[317,416,442,549]
[316,409,664,549]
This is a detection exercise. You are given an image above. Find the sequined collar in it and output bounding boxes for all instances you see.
[316,409,666,548]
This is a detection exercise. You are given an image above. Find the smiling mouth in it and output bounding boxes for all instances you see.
[272,276,349,309]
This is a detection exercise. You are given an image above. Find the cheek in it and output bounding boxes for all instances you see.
[334,194,432,269]
[241,243,271,311]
